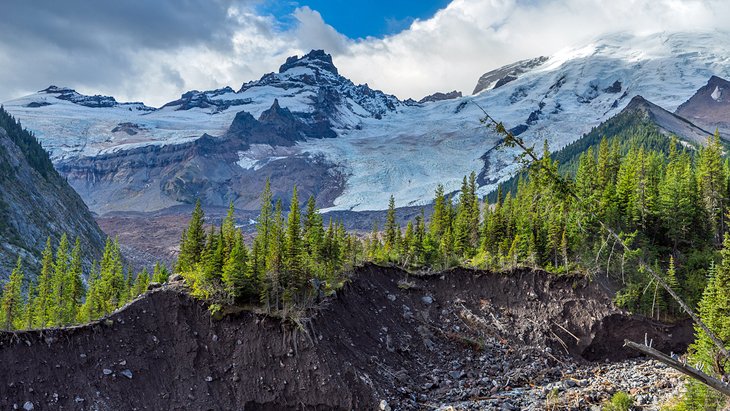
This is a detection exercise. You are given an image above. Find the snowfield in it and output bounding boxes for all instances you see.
[5,31,730,211]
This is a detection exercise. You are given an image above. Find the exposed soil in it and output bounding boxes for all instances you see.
[0,265,693,410]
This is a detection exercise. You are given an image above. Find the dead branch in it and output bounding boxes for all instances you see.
[624,340,730,397]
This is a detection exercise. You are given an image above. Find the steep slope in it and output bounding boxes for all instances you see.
[0,108,105,278]
[675,75,730,138]
[0,265,691,410]
[5,32,730,214]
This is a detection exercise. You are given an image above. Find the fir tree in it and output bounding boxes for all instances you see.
[50,234,70,326]
[222,231,249,300]
[0,258,24,330]
[177,199,206,273]
[284,186,304,301]
[131,268,150,298]
[384,195,398,254]
[33,237,54,327]
[152,262,170,283]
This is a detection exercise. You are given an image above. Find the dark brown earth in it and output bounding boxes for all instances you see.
[0,265,693,410]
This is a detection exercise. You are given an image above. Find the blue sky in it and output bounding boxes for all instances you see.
[261,0,452,38]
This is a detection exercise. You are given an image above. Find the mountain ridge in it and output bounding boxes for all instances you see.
[5,31,730,214]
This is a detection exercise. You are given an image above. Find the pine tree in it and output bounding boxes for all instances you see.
[221,201,237,260]
[23,283,35,330]
[0,258,24,330]
[50,234,70,326]
[284,186,304,302]
[697,131,726,244]
[131,268,150,298]
[255,179,274,277]
[152,262,170,283]
[79,262,102,323]
[98,238,125,315]
[384,195,398,255]
[202,227,224,282]
[33,237,54,327]
[430,184,449,242]
[62,238,85,325]
[303,195,325,265]
[177,200,206,273]
[222,231,249,300]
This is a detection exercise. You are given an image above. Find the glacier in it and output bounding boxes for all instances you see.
[4,31,730,212]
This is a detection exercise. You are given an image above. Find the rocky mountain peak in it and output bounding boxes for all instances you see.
[279,50,338,76]
[675,75,730,138]
[624,95,652,111]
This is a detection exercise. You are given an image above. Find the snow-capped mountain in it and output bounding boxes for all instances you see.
[4,50,404,162]
[4,31,730,214]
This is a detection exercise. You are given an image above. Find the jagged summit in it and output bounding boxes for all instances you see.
[279,49,338,75]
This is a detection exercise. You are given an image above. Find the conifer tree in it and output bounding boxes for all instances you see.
[221,201,237,260]
[698,131,726,244]
[23,283,35,330]
[303,195,324,264]
[33,237,54,327]
[176,200,206,273]
[131,268,150,298]
[152,262,170,283]
[384,195,398,254]
[284,186,304,301]
[202,227,224,282]
[98,238,125,315]
[222,231,249,300]
[255,179,274,277]
[430,184,448,241]
[62,238,84,325]
[79,262,102,323]
[50,234,70,326]
[0,258,24,330]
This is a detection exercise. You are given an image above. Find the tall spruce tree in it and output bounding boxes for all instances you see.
[49,234,70,326]
[0,258,24,330]
[33,237,54,327]
[384,195,398,254]
[177,200,206,273]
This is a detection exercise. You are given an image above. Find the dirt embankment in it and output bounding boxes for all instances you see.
[0,265,692,410]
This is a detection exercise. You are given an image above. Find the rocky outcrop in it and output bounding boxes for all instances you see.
[160,87,252,112]
[675,75,730,139]
[472,56,549,94]
[0,110,105,279]
[227,99,336,146]
[40,85,153,110]
[418,90,462,104]
[57,129,345,215]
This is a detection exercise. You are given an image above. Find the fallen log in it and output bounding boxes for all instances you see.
[624,339,730,397]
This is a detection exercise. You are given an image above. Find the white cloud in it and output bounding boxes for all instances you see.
[333,0,730,99]
[1,0,729,106]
